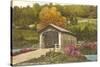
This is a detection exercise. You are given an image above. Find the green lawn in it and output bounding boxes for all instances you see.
[80,48,97,55]
[12,29,39,49]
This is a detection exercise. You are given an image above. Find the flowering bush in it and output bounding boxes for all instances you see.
[82,42,97,50]
[80,42,97,55]
[64,44,81,57]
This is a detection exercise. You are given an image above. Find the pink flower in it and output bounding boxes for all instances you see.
[82,42,97,50]
[64,44,81,57]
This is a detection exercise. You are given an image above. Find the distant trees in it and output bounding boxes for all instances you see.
[12,3,41,28]
[60,5,97,18]
[69,14,78,25]
[12,4,97,28]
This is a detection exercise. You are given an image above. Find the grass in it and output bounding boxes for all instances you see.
[12,29,39,49]
[80,48,97,55]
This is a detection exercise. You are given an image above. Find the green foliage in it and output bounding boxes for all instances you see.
[62,5,97,18]
[70,15,78,25]
[12,29,39,49]
[79,42,97,55]
[12,4,41,27]
[67,21,97,41]
[80,48,97,55]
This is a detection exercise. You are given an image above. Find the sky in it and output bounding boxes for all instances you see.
[12,0,97,7]
[12,0,52,7]
[12,0,69,7]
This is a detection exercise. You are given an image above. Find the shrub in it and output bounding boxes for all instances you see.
[64,44,82,57]
[81,42,97,50]
[80,42,97,55]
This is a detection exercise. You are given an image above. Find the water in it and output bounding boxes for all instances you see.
[85,55,97,61]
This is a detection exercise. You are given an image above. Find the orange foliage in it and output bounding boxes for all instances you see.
[38,6,67,30]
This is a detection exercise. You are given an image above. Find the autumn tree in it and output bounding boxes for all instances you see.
[37,6,67,30]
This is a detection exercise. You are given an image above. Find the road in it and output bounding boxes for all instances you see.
[12,48,51,65]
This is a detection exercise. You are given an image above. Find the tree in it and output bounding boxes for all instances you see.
[88,6,97,18]
[68,22,97,41]
[37,6,67,30]
[70,14,78,25]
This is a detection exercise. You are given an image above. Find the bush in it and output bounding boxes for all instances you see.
[82,42,97,50]
[64,44,82,57]
[80,42,97,55]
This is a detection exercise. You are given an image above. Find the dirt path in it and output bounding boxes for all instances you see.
[12,49,51,65]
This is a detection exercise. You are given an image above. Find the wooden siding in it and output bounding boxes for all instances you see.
[61,33,77,48]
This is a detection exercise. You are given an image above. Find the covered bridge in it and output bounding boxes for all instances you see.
[38,24,77,50]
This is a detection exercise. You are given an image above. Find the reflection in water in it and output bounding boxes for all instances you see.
[85,55,97,61]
